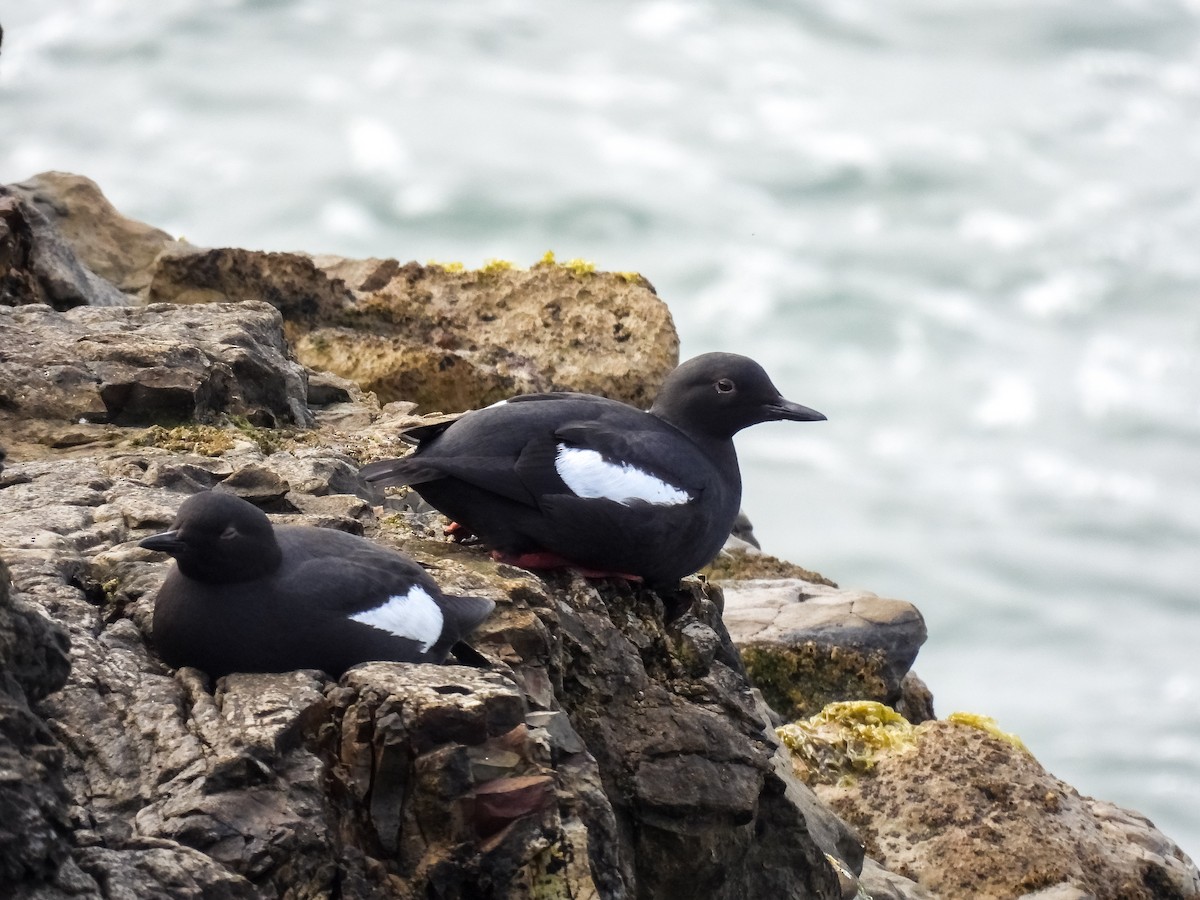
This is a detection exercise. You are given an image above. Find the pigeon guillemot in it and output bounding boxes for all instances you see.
[360,352,825,586]
[139,491,495,678]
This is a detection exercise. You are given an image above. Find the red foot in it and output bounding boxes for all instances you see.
[444,521,474,542]
[490,549,643,583]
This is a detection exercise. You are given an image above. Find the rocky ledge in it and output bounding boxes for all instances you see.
[1,172,1196,900]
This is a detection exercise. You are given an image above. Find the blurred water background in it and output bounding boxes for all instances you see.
[3,0,1198,861]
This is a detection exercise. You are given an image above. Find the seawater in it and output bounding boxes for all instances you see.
[4,0,1198,861]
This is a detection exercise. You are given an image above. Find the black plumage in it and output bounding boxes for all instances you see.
[140,491,495,678]
[360,352,825,586]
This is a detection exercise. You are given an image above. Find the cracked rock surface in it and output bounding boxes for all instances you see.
[2,169,1196,900]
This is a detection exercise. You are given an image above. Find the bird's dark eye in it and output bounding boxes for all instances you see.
[715,378,735,394]
[220,525,238,540]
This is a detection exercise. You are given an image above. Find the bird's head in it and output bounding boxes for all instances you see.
[650,352,826,440]
[140,491,282,583]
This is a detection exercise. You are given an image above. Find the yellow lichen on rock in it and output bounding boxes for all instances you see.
[777,700,917,785]
[779,706,1028,789]
[295,257,678,412]
[480,258,517,274]
[533,250,598,276]
[562,257,596,276]
[946,711,1029,753]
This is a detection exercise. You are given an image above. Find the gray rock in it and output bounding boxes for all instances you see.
[896,670,936,723]
[3,172,1194,900]
[545,576,842,899]
[0,557,74,892]
[305,369,357,407]
[148,245,354,327]
[524,709,587,756]
[1,438,850,899]
[8,172,682,416]
[858,857,939,899]
[722,578,929,720]
[0,302,312,428]
[7,172,176,301]
[1019,884,1097,900]
[757,692,866,877]
[0,186,128,309]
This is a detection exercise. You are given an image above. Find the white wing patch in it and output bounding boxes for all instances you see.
[554,445,692,506]
[350,585,444,652]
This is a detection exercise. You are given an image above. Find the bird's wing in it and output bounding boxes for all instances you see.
[278,534,434,618]
[368,394,687,508]
[360,454,450,486]
[551,420,709,497]
[504,391,615,406]
[374,454,547,506]
[281,536,492,638]
[399,416,460,446]
[399,392,609,446]
[431,593,495,641]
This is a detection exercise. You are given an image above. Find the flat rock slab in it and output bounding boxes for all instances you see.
[0,301,312,428]
[722,578,928,720]
[722,578,927,669]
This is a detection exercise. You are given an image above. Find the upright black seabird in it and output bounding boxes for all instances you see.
[140,491,495,678]
[360,352,825,586]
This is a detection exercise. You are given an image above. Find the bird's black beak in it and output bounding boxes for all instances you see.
[766,398,827,422]
[139,531,186,555]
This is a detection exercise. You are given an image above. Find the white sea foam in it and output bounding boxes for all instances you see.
[973,374,1037,429]
[347,117,408,173]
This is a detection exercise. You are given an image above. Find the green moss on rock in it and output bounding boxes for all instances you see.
[131,419,284,456]
[701,548,837,586]
[741,641,890,721]
[132,425,236,456]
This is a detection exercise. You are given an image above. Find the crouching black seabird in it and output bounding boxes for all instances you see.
[139,491,495,678]
[360,352,825,587]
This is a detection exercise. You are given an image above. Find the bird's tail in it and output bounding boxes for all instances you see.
[436,594,496,667]
[448,641,492,668]
[359,457,445,487]
[441,594,496,636]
